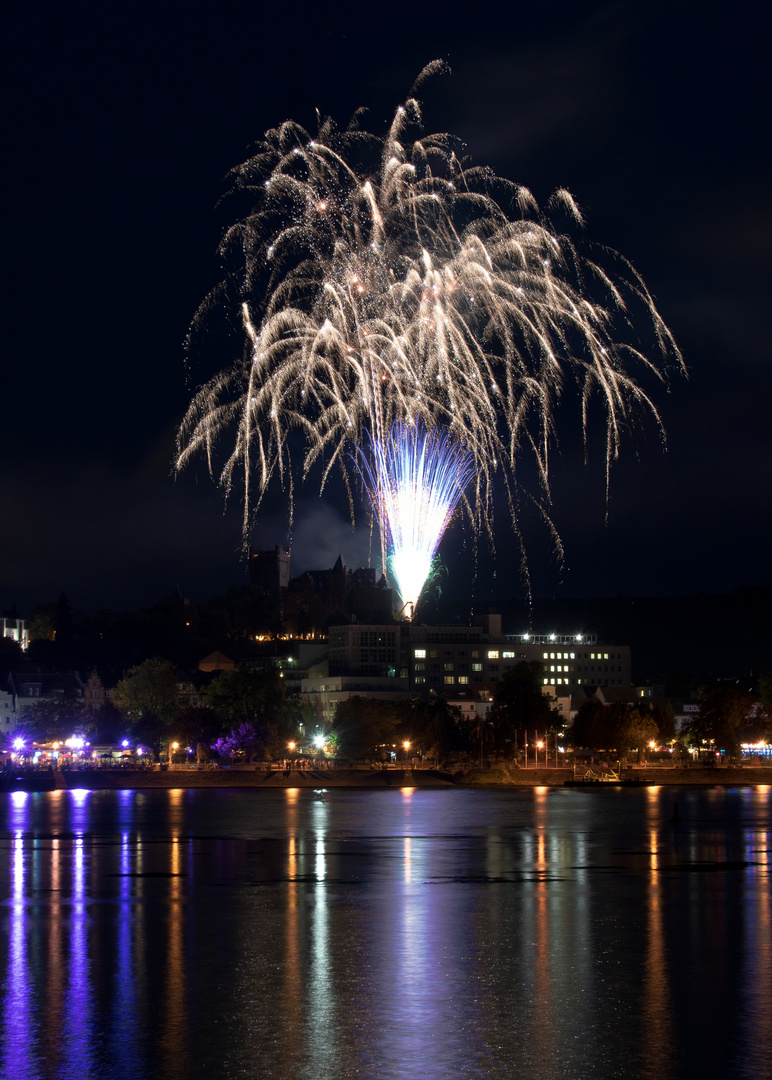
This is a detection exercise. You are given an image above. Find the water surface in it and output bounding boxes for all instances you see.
[1,785,769,1079]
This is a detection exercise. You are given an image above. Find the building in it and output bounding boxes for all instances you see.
[301,675,411,726]
[329,623,400,677]
[249,546,291,597]
[248,548,396,635]
[325,617,632,697]
[2,611,28,651]
[82,671,106,709]
[7,670,86,714]
[0,689,15,737]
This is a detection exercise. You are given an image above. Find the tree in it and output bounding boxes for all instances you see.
[112,658,178,726]
[332,697,402,760]
[203,664,292,758]
[569,700,658,760]
[203,665,286,726]
[399,696,465,760]
[684,685,760,758]
[19,695,87,743]
[490,662,558,753]
[173,705,223,748]
[212,721,269,763]
[0,635,23,664]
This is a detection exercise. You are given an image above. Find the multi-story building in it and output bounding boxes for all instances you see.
[326,615,632,695]
[328,623,400,677]
[301,674,411,726]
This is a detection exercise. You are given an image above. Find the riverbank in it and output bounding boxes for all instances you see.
[2,765,772,792]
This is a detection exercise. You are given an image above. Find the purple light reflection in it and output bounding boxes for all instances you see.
[0,801,37,1080]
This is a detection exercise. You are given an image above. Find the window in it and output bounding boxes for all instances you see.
[488,650,499,659]
[472,663,483,672]
[415,676,426,685]
[444,662,454,672]
[458,675,469,685]
[503,651,515,659]
[414,662,425,672]
[444,676,455,685]
[414,649,426,659]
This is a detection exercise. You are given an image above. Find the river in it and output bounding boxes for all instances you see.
[1,785,769,1079]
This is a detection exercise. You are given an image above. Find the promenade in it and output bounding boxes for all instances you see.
[3,763,772,791]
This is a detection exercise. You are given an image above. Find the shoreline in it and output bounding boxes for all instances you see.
[2,765,772,792]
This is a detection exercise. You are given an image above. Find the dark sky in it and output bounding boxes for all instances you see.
[3,0,770,616]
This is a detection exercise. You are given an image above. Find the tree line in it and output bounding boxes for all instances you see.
[8,658,772,765]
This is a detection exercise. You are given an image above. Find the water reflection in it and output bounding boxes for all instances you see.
[640,794,674,1080]
[0,786,771,1079]
[2,827,32,1079]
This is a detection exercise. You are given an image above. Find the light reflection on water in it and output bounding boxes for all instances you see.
[0,785,770,1079]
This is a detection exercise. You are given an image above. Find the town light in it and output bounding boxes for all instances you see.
[313,734,325,749]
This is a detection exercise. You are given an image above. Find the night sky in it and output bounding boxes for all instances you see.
[4,1,769,617]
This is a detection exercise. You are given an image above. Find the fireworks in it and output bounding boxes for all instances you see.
[357,424,475,615]
[177,63,683,609]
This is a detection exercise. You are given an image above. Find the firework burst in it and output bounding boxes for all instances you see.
[177,63,683,605]
[356,423,475,614]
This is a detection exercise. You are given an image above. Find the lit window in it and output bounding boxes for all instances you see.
[458,676,469,685]
[488,650,499,659]
[414,649,426,659]
[503,651,515,659]
[444,676,455,685]
[472,663,483,672]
